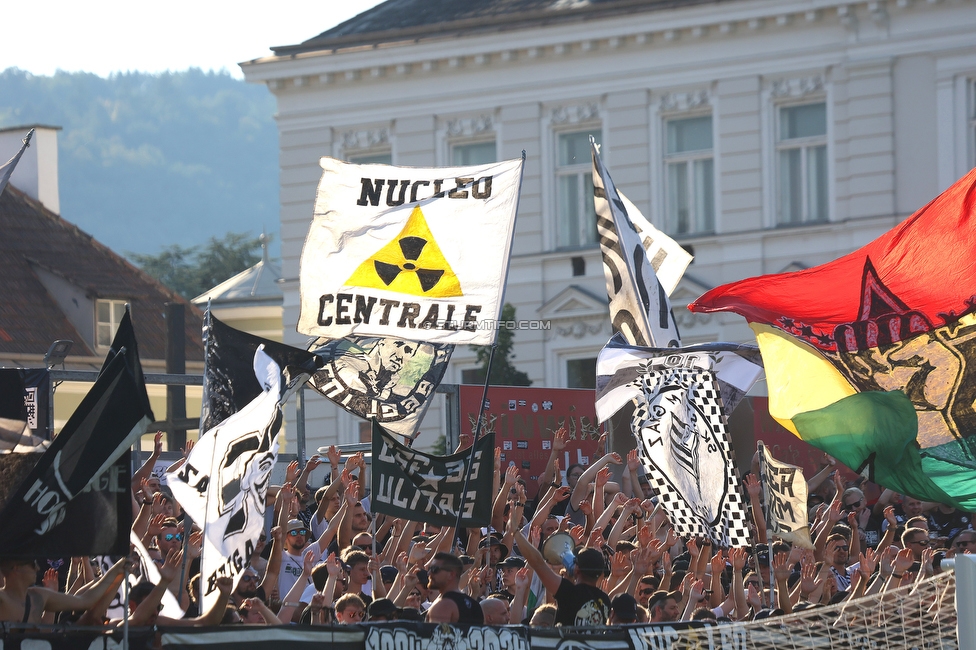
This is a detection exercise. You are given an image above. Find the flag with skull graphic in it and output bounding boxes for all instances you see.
[167,347,282,612]
[597,333,763,547]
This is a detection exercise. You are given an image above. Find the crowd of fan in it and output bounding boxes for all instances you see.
[0,427,969,629]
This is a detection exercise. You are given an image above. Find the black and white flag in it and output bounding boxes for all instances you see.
[167,347,282,612]
[0,311,153,556]
[0,128,33,197]
[201,312,322,434]
[758,441,814,549]
[592,141,685,348]
[371,420,493,527]
[308,335,453,438]
[596,334,763,547]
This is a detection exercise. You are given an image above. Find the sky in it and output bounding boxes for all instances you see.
[1,0,386,78]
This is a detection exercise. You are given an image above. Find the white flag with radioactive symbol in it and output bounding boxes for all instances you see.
[298,157,523,345]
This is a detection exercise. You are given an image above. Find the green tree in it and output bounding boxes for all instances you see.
[130,231,264,299]
[468,303,532,386]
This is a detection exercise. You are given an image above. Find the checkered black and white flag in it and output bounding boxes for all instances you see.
[592,141,687,348]
[596,334,763,547]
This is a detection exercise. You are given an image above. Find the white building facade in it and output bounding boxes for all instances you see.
[242,0,976,452]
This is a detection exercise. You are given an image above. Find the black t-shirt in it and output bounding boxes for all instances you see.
[927,508,971,539]
[553,577,611,627]
[439,590,484,625]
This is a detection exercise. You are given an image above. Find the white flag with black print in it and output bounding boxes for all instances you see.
[166,347,282,613]
[758,441,815,549]
[592,141,684,348]
[298,157,523,345]
[596,334,763,547]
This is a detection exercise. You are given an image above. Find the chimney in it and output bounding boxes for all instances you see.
[0,125,61,214]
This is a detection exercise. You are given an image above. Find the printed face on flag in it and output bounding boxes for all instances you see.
[298,157,523,345]
[308,335,453,438]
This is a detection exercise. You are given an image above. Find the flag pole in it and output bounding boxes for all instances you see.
[450,151,525,546]
[755,441,773,609]
[452,342,498,541]
[192,304,213,610]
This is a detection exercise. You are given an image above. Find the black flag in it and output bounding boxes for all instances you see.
[200,312,323,433]
[371,420,493,527]
[0,314,153,557]
[0,129,33,197]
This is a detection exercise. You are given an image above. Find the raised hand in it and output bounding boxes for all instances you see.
[159,548,183,584]
[595,466,611,488]
[744,473,762,498]
[305,455,324,473]
[552,486,571,503]
[569,524,586,546]
[729,547,747,571]
[627,448,641,472]
[42,568,58,590]
[772,551,791,582]
[515,566,531,590]
[344,480,360,505]
[457,432,473,451]
[552,427,568,452]
[326,445,341,469]
[153,431,164,456]
[187,530,203,559]
[326,552,342,577]
[893,547,914,575]
[859,548,878,579]
[285,460,300,485]
[578,500,593,517]
[181,439,195,459]
[884,505,898,530]
[826,500,844,524]
[587,529,606,550]
[504,464,519,487]
[216,576,233,595]
[528,525,542,548]
[303,548,317,576]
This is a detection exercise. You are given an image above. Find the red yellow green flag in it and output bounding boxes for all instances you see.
[690,167,976,510]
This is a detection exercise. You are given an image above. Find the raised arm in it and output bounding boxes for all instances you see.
[569,453,623,511]
[514,527,563,596]
[537,428,568,495]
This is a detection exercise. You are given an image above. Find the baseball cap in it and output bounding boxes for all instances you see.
[611,593,639,623]
[575,547,607,575]
[498,556,526,569]
[368,598,399,619]
[379,565,398,584]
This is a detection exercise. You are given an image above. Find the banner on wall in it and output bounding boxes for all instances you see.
[457,385,603,496]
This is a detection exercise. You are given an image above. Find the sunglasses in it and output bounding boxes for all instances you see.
[911,539,930,547]
[240,574,258,582]
[956,540,974,547]
[428,565,450,575]
[163,533,183,542]
[638,588,654,596]
[288,529,308,537]
[745,580,762,588]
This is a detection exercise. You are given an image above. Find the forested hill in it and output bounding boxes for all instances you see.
[0,68,279,257]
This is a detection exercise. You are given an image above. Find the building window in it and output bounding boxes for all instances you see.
[461,367,486,385]
[556,129,601,248]
[777,103,828,225]
[347,151,392,165]
[96,299,127,348]
[451,141,496,165]
[566,357,597,389]
[664,115,714,235]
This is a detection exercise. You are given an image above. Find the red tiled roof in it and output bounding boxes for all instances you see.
[0,185,204,362]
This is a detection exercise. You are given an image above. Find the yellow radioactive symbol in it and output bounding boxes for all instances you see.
[346,206,463,297]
